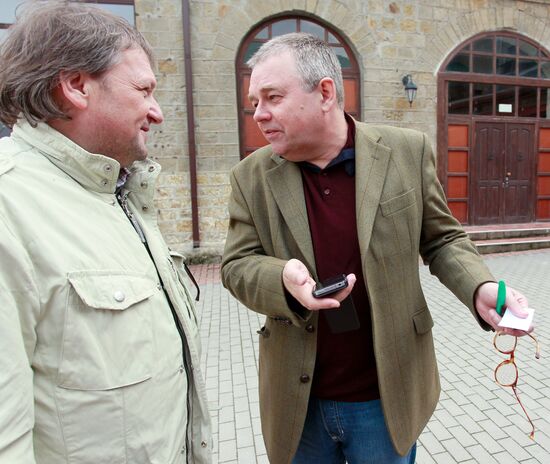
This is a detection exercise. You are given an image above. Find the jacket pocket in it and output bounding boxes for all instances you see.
[412,307,434,335]
[380,188,416,217]
[371,189,417,258]
[57,271,157,390]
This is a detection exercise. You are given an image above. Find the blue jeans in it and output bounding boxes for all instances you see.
[292,397,416,464]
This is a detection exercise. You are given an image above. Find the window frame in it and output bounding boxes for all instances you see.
[441,31,550,119]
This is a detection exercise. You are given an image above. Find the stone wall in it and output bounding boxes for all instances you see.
[134,0,550,258]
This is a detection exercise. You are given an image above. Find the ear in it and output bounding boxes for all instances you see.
[57,71,93,111]
[318,77,338,111]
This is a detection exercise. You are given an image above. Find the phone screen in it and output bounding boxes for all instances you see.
[312,274,348,298]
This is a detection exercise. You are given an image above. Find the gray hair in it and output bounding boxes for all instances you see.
[247,32,345,109]
[0,0,153,127]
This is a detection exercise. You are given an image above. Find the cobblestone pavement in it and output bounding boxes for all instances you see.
[190,249,550,464]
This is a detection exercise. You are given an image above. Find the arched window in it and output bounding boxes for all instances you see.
[438,32,550,224]
[444,33,550,117]
[236,16,361,158]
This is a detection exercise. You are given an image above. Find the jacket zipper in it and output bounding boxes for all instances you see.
[116,190,193,461]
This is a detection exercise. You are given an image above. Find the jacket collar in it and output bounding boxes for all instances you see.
[266,156,316,273]
[11,120,160,194]
[354,124,391,263]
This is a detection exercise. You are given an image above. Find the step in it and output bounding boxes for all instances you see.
[473,235,550,254]
[466,227,550,241]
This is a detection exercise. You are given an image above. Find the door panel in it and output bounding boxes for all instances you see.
[472,123,504,224]
[504,124,534,222]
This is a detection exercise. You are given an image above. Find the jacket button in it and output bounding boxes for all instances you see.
[300,374,310,383]
[305,324,315,333]
[201,441,207,448]
[113,291,125,302]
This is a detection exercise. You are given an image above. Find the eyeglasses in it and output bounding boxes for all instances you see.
[493,331,541,440]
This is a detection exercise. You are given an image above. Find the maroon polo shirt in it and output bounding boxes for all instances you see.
[299,114,379,402]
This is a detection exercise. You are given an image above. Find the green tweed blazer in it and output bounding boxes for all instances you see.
[221,121,494,464]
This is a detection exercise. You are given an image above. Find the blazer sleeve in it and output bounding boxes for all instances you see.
[221,167,308,326]
[417,132,494,329]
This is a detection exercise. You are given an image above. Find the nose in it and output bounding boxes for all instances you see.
[253,102,271,123]
[148,98,164,124]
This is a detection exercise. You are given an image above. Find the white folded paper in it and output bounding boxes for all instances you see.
[498,307,535,331]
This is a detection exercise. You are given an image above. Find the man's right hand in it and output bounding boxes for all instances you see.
[282,258,356,311]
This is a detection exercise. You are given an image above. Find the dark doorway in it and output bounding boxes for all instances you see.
[471,122,535,224]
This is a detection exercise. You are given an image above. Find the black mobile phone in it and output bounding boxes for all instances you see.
[312,274,348,298]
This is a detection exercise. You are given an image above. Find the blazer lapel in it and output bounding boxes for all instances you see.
[355,126,392,261]
[265,155,316,273]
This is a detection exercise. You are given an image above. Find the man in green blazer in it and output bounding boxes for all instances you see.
[221,33,530,464]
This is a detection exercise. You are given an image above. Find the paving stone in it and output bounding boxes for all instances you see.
[236,428,254,448]
[428,420,454,441]
[453,414,484,434]
[427,451,457,463]
[218,439,237,462]
[237,446,258,464]
[465,444,499,464]
[419,431,446,455]
[219,421,236,441]
[472,431,505,454]
[235,411,252,429]
[441,437,473,462]
[197,251,550,463]
[446,425,478,447]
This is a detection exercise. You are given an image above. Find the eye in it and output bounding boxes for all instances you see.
[268,94,281,102]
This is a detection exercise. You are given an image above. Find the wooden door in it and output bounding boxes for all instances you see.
[472,122,535,224]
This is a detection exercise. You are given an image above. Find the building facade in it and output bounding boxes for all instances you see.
[2,0,550,258]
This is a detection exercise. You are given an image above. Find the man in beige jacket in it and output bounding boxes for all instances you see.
[0,2,211,462]
[221,33,531,464]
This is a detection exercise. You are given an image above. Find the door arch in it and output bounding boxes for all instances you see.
[236,16,361,158]
[437,31,550,224]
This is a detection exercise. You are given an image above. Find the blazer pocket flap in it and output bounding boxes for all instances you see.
[68,271,157,310]
[413,307,434,334]
[380,189,416,217]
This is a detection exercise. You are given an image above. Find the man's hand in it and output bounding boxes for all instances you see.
[475,282,532,336]
[282,258,356,311]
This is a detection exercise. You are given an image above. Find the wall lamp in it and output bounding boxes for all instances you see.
[402,74,417,107]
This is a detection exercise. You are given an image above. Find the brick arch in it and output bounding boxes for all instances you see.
[421,7,550,73]
[207,3,371,82]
